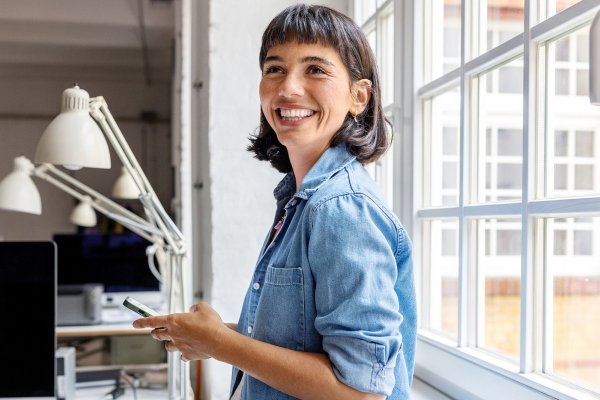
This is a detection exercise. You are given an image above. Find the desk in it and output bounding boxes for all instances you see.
[57,323,151,338]
[76,386,167,399]
[57,323,162,367]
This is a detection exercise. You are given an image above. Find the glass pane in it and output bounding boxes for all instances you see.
[477,218,521,360]
[555,69,570,95]
[484,0,524,54]
[425,0,461,81]
[576,69,589,97]
[546,217,600,390]
[549,0,583,18]
[425,86,461,206]
[425,220,459,339]
[443,127,459,155]
[554,130,568,156]
[498,129,522,156]
[498,66,523,94]
[555,37,570,62]
[577,34,589,63]
[380,10,394,107]
[355,0,377,25]
[574,165,593,191]
[366,27,376,56]
[475,58,524,203]
[544,26,600,199]
[575,131,594,157]
[554,164,568,190]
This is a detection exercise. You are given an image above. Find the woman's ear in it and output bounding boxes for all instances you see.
[350,79,372,116]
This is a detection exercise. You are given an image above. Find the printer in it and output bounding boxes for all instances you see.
[57,284,103,325]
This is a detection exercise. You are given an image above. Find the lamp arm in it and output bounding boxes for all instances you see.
[89,97,185,250]
[33,164,160,243]
[43,164,156,233]
[90,98,155,195]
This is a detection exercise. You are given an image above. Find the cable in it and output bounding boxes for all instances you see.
[146,244,164,284]
[120,370,138,400]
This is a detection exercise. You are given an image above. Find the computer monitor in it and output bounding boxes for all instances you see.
[53,232,162,308]
[0,241,56,399]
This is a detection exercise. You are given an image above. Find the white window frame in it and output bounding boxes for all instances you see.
[356,0,600,399]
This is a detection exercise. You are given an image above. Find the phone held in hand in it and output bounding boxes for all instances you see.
[122,296,161,318]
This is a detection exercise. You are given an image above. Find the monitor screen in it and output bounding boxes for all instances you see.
[0,241,56,399]
[53,232,161,307]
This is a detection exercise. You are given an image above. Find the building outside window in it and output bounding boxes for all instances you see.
[355,0,600,398]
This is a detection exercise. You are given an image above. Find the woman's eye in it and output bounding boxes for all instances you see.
[263,66,282,75]
[308,66,326,75]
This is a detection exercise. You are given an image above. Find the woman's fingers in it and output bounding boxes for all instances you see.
[132,315,167,329]
[151,327,171,341]
[164,340,177,353]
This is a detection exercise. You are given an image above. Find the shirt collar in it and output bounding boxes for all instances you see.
[273,144,356,202]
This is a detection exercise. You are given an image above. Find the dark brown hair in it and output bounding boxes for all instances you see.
[248,4,391,173]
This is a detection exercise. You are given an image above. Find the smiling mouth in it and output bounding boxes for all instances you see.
[278,108,315,121]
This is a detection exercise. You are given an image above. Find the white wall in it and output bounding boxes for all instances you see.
[193,1,348,399]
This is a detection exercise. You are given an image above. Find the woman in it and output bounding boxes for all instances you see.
[134,4,416,399]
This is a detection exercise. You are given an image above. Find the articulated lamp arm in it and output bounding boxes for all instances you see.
[34,161,162,243]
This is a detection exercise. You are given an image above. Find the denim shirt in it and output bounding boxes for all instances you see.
[230,144,417,399]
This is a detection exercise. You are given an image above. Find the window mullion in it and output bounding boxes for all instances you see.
[521,0,537,376]
[457,0,469,349]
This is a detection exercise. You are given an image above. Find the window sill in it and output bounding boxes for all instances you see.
[411,377,453,400]
[414,332,598,400]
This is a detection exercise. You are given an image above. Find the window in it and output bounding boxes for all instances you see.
[355,0,395,208]
[356,0,600,398]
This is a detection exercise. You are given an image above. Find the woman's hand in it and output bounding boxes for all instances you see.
[132,302,228,361]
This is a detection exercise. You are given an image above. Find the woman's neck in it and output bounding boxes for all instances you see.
[288,143,329,191]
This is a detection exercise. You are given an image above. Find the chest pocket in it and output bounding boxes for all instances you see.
[253,265,305,351]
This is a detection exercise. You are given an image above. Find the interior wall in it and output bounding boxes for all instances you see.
[0,76,172,240]
[195,1,349,398]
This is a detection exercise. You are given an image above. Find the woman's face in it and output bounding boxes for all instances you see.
[259,41,356,157]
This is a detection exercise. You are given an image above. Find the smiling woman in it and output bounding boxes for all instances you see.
[258,42,371,188]
[133,4,417,400]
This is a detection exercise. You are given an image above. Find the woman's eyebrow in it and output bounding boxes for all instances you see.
[263,55,335,66]
[301,56,334,66]
[263,55,283,64]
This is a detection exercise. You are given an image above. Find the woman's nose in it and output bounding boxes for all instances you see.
[278,73,304,98]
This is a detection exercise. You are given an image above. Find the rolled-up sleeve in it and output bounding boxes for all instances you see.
[308,193,405,396]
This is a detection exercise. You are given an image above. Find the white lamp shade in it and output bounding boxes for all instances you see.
[0,157,42,215]
[34,85,111,169]
[112,167,141,199]
[69,196,97,227]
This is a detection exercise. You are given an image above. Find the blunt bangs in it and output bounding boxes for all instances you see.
[260,5,357,78]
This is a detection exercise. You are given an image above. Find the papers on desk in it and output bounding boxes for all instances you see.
[102,307,138,324]
[101,303,166,324]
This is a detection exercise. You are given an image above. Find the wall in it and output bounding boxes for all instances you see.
[194,1,348,398]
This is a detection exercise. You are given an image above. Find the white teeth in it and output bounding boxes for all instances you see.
[279,108,315,118]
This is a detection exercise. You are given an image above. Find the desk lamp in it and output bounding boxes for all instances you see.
[0,85,191,400]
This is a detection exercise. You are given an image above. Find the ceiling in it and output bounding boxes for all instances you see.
[0,0,174,83]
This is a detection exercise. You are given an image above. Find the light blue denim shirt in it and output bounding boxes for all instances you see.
[230,144,417,399]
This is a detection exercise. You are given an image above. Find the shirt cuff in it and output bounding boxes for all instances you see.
[324,335,398,396]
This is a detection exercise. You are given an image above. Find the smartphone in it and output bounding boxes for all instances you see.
[122,296,161,318]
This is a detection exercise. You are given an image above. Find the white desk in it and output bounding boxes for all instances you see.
[75,386,167,399]
[57,323,151,338]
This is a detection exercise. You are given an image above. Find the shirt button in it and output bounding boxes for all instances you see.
[247,326,253,334]
[252,282,260,290]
